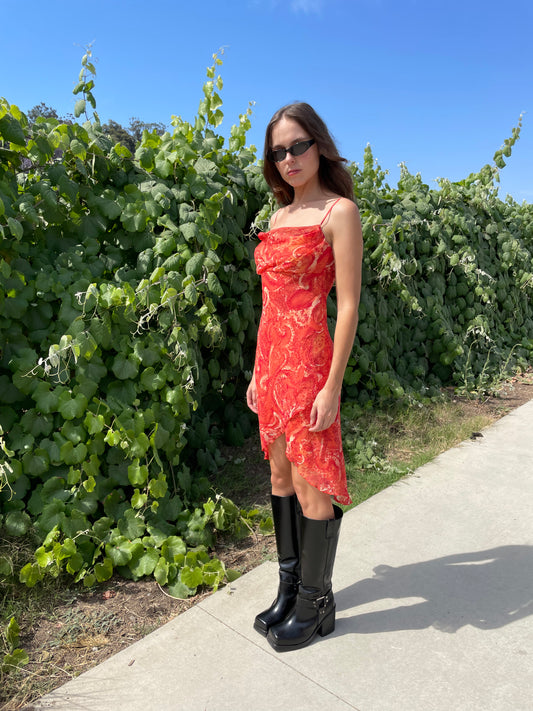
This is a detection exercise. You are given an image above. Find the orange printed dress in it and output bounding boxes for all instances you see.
[254,203,352,505]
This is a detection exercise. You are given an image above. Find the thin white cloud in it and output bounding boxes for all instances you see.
[290,0,324,13]
[251,0,324,14]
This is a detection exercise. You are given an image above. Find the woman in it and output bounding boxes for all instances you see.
[246,103,363,652]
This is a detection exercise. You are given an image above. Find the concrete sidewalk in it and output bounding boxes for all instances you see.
[34,399,533,711]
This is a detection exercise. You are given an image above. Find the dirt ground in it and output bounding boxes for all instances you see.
[6,373,533,710]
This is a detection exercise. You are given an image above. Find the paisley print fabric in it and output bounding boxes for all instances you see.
[254,221,352,505]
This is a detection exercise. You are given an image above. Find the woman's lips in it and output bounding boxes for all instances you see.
[287,169,300,177]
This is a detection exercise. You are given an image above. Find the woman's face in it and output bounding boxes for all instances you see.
[270,117,320,191]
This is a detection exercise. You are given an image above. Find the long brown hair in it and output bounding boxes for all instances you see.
[263,102,354,206]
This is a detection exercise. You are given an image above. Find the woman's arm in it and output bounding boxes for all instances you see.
[309,199,363,432]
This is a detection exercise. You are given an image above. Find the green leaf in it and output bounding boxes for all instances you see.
[136,146,154,170]
[83,573,97,588]
[57,538,77,560]
[58,392,88,420]
[129,547,159,577]
[94,557,113,582]
[83,475,96,493]
[140,367,166,392]
[129,432,150,458]
[2,648,29,672]
[152,424,170,448]
[134,341,161,367]
[202,558,225,588]
[207,272,224,297]
[61,421,86,444]
[185,253,205,278]
[0,555,13,577]
[112,354,139,380]
[43,525,61,547]
[148,472,168,499]
[22,449,50,477]
[0,114,26,145]
[161,535,186,561]
[9,429,34,453]
[20,410,54,438]
[179,222,199,242]
[84,411,105,434]
[225,568,242,583]
[106,537,135,566]
[70,138,86,159]
[127,460,148,487]
[259,517,274,534]
[7,217,23,240]
[180,565,203,590]
[131,489,148,509]
[37,500,66,533]
[74,98,86,118]
[122,206,148,232]
[107,380,137,406]
[19,562,44,587]
[118,508,146,539]
[93,196,122,219]
[60,441,88,465]
[104,429,121,446]
[153,557,169,585]
[166,579,193,599]
[35,546,54,570]
[154,156,172,178]
[6,617,21,649]
[4,511,32,536]
[66,552,85,574]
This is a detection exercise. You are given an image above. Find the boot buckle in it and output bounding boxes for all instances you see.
[315,592,330,614]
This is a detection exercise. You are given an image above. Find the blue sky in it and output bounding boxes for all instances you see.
[1,0,531,202]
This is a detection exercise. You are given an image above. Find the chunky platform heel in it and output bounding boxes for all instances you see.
[318,607,336,637]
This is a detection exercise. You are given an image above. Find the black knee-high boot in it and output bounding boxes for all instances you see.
[266,504,342,652]
[254,494,300,636]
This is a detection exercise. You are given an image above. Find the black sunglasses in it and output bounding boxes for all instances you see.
[269,139,316,163]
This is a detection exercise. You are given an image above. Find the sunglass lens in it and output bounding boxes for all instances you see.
[291,141,309,157]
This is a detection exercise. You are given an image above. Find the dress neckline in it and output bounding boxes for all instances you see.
[265,224,321,231]
[258,223,332,247]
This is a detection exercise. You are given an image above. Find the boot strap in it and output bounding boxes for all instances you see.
[300,591,332,615]
[316,592,332,614]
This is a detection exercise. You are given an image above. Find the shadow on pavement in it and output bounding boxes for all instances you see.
[335,545,533,634]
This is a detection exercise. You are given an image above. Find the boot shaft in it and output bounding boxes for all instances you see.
[271,494,300,576]
[299,504,343,593]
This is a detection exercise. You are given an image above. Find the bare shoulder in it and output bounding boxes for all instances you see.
[323,198,362,244]
[332,197,360,222]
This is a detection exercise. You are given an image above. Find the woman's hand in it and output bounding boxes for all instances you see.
[246,375,258,414]
[309,387,340,432]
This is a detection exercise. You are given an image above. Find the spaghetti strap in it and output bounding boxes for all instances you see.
[320,198,342,227]
[270,208,284,228]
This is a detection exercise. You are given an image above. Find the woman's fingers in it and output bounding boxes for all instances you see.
[246,380,258,413]
[309,390,338,432]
